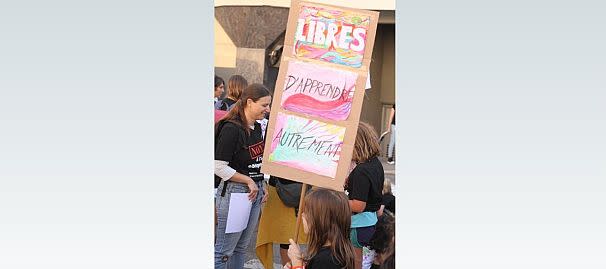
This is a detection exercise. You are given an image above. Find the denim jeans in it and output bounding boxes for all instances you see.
[214,180,264,269]
[387,124,396,158]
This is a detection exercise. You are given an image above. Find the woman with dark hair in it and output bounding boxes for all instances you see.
[218,75,248,111]
[214,75,225,104]
[346,122,385,269]
[214,83,271,269]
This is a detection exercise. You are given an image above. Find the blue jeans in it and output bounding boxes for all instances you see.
[388,124,396,158]
[214,180,264,269]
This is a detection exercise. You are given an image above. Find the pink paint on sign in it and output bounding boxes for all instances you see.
[281,60,358,121]
[293,6,371,68]
[269,113,345,178]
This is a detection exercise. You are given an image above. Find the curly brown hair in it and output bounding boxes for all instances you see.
[352,122,381,163]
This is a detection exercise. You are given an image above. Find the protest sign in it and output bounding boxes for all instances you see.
[293,4,373,68]
[269,112,346,178]
[261,0,379,191]
[281,60,358,121]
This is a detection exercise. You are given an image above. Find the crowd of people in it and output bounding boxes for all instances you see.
[214,74,395,269]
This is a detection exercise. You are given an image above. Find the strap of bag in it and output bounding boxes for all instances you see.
[215,121,229,197]
[220,180,228,197]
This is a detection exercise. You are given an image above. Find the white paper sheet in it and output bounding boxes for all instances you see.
[225,193,253,234]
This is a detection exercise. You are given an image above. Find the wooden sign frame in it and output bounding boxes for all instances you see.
[261,0,379,191]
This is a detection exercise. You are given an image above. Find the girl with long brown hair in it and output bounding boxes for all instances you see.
[346,122,385,269]
[285,188,356,269]
[214,83,271,269]
[218,74,248,111]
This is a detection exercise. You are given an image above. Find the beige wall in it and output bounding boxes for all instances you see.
[380,24,395,104]
[215,0,395,10]
[214,18,237,68]
[214,18,239,85]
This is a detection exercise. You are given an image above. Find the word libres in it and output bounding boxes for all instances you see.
[295,19,366,52]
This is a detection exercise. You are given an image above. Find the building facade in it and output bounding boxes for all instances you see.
[214,0,395,134]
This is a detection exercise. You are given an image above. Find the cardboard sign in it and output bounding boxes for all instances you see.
[294,5,372,68]
[261,0,378,191]
[269,112,346,178]
[281,60,358,121]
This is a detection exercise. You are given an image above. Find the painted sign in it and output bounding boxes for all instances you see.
[281,60,357,121]
[269,112,345,178]
[261,1,378,191]
[294,5,371,68]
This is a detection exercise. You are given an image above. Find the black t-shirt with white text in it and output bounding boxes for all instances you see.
[215,121,265,182]
[306,247,344,269]
[346,156,384,212]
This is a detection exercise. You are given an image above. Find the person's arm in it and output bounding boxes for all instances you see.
[287,239,304,267]
[214,160,258,201]
[347,166,371,213]
[349,200,367,213]
[377,204,385,217]
[261,180,268,203]
[230,173,259,201]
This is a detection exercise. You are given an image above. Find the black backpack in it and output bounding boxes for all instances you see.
[270,176,311,216]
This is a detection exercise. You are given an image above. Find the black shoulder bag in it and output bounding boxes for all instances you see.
[271,176,311,216]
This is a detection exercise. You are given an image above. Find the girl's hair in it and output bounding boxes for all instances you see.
[380,246,395,269]
[214,75,224,88]
[226,75,248,100]
[217,83,270,135]
[302,188,356,269]
[369,213,395,255]
[382,181,392,195]
[352,122,380,163]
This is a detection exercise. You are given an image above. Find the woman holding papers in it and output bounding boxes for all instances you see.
[345,122,385,269]
[214,83,271,269]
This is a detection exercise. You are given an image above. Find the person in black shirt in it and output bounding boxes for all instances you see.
[285,188,356,269]
[378,181,395,216]
[214,83,271,269]
[346,122,385,269]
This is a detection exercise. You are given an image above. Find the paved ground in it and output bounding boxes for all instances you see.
[243,157,396,269]
[380,156,396,186]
